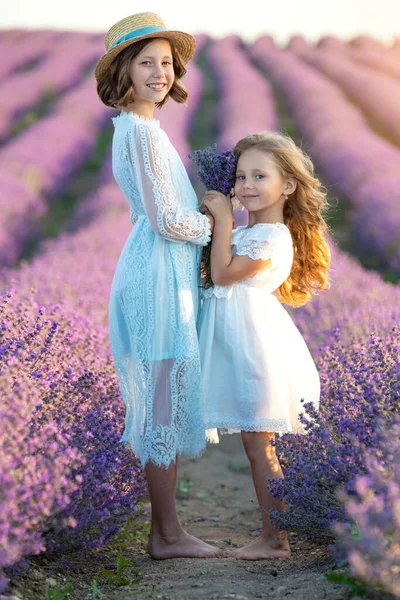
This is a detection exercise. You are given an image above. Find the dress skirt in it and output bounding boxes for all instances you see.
[109,217,206,467]
[199,284,320,440]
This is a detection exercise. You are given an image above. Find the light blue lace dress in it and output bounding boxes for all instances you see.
[109,112,211,468]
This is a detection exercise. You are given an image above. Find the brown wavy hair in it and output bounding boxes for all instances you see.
[233,132,331,307]
[97,38,188,109]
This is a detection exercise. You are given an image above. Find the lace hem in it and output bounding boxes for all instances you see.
[205,418,307,439]
[119,432,206,468]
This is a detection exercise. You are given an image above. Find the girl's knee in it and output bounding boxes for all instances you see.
[241,431,275,462]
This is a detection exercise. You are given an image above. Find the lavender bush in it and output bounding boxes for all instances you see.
[268,325,400,535]
[335,418,400,598]
[0,291,84,591]
[0,279,148,580]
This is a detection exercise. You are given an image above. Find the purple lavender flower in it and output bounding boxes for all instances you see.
[189,144,237,196]
[335,418,400,598]
[188,145,237,288]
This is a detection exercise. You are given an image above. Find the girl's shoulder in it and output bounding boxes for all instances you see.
[232,223,292,263]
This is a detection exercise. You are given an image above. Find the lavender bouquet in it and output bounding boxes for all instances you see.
[189,144,237,288]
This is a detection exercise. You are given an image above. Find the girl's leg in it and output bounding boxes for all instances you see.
[145,361,221,559]
[231,431,291,560]
[145,459,221,559]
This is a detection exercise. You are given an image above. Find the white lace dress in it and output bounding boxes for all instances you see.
[198,223,320,443]
[109,112,211,467]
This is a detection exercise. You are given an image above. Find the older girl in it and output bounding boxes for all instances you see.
[96,12,217,559]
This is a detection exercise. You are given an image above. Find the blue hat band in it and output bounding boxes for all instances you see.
[109,25,167,50]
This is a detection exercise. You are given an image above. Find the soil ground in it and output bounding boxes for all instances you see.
[8,434,345,600]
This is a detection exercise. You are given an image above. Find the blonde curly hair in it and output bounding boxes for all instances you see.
[233,131,331,306]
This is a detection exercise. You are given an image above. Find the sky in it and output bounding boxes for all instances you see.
[1,0,399,45]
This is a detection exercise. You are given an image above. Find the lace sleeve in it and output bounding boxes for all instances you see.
[127,122,211,245]
[235,225,289,265]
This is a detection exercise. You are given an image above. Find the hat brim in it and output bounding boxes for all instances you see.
[95,31,196,81]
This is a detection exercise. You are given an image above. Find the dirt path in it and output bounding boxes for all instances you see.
[12,434,344,600]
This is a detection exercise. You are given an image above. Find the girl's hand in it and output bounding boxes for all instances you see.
[202,191,233,221]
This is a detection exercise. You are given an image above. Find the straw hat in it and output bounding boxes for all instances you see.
[95,12,196,81]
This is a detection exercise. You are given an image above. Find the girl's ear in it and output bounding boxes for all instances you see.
[285,177,297,195]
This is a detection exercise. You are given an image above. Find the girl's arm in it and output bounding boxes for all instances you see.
[211,218,271,286]
[127,122,212,245]
[204,192,271,286]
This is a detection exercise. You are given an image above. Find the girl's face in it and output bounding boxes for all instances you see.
[234,148,291,213]
[129,38,175,109]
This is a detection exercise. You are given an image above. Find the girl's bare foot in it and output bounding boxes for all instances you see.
[230,536,291,561]
[147,530,223,559]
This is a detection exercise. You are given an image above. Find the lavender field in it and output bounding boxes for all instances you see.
[1,30,400,600]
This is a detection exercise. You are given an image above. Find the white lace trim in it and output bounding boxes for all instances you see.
[233,223,290,261]
[235,239,275,261]
[205,418,307,441]
[205,417,296,431]
[201,284,234,299]
[112,111,160,127]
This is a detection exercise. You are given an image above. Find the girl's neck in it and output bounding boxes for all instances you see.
[122,100,155,120]
[248,206,285,227]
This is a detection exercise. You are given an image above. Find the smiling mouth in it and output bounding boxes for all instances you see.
[147,83,167,91]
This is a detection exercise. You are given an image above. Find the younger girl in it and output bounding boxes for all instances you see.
[199,131,330,560]
[96,13,218,559]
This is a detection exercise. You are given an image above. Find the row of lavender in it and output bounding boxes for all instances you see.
[0,32,103,141]
[249,39,400,277]
[209,38,400,598]
[296,43,400,147]
[0,56,205,592]
[0,30,65,80]
[0,70,111,268]
[287,33,400,79]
